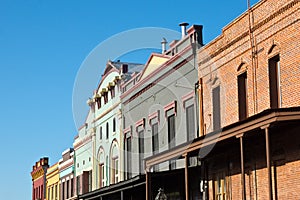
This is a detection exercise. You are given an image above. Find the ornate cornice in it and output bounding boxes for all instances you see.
[199,0,299,66]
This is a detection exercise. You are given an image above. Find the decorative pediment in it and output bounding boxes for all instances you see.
[139,53,170,81]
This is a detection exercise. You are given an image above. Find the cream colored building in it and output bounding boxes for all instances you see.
[46,162,60,200]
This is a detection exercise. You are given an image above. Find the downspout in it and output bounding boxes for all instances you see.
[247,0,258,114]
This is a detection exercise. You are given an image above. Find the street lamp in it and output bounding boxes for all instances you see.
[155,188,167,200]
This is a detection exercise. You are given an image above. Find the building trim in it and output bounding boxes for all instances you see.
[164,100,177,117]
[121,45,193,102]
[135,118,145,128]
[145,107,300,169]
[73,135,92,150]
[198,0,299,66]
[148,110,160,125]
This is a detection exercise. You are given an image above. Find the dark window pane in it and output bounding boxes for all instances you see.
[238,72,248,120]
[168,114,176,149]
[152,123,159,154]
[269,55,280,109]
[213,86,221,130]
[186,104,195,141]
[138,130,144,174]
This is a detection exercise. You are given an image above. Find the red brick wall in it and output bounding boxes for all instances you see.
[198,0,300,133]
[205,127,300,199]
[197,0,300,199]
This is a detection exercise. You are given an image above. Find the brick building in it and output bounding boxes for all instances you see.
[31,157,49,200]
[146,0,300,199]
[197,0,300,199]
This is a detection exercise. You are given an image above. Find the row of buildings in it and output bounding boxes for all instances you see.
[31,0,300,199]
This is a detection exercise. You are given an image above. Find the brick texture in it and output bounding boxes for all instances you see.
[198,0,300,131]
[197,0,300,199]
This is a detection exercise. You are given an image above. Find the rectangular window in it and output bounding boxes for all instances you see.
[76,176,80,195]
[99,164,105,187]
[106,123,109,139]
[152,123,159,155]
[70,179,73,197]
[111,86,115,98]
[113,118,116,132]
[212,86,221,131]
[48,188,50,200]
[55,184,58,200]
[168,114,176,149]
[168,114,176,170]
[238,72,248,120]
[104,92,108,104]
[125,136,132,179]
[113,158,119,183]
[186,104,195,141]
[62,182,65,200]
[100,126,102,140]
[51,186,54,200]
[123,116,126,129]
[96,97,101,109]
[66,180,69,199]
[138,130,145,174]
[101,164,105,187]
[269,55,280,109]
[214,173,227,200]
[88,170,92,192]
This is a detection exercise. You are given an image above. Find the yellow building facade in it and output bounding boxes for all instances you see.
[46,162,60,200]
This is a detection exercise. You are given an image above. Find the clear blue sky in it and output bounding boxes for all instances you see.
[0,0,259,199]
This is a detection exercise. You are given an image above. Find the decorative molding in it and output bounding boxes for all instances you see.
[182,91,195,109]
[135,118,145,128]
[199,0,299,66]
[123,126,132,136]
[78,123,87,131]
[148,110,160,125]
[121,46,193,104]
[93,101,121,123]
[73,135,92,150]
[164,101,177,116]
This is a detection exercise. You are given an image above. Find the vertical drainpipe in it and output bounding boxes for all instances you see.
[199,78,204,136]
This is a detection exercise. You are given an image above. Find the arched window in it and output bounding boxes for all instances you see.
[268,44,281,109]
[110,141,119,184]
[98,148,105,188]
[237,63,248,120]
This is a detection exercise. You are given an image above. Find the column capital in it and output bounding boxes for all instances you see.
[261,124,270,130]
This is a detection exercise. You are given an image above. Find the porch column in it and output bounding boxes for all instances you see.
[261,125,272,200]
[236,134,246,200]
[184,154,189,200]
[146,167,151,200]
[120,190,124,200]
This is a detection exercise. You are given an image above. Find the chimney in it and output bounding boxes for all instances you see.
[161,38,167,53]
[179,22,189,39]
[121,64,128,74]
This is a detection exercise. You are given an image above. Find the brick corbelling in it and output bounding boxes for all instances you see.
[198,0,299,66]
[198,0,300,132]
[199,16,300,79]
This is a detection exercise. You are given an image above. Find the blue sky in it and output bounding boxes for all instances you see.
[0,0,259,199]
